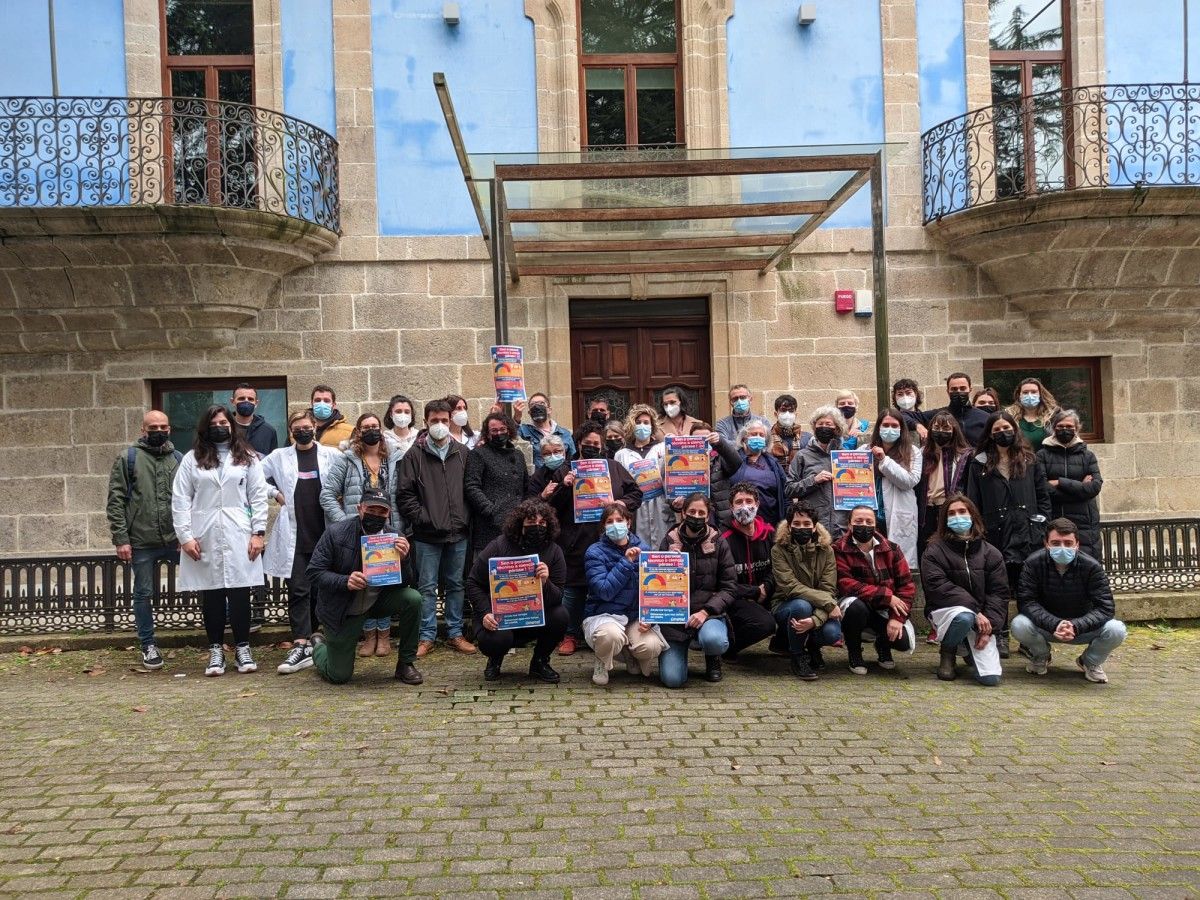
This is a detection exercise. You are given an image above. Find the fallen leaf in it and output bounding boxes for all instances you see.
[83,666,106,677]
[2,824,21,834]
[131,706,148,713]
[933,755,943,766]
[1151,642,1166,651]
[17,646,33,655]
[295,730,312,738]
[237,691,258,698]
[166,650,177,659]
[731,763,741,771]
[1101,760,1115,766]
[130,667,151,675]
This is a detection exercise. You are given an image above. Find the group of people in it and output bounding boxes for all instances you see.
[106,372,1124,688]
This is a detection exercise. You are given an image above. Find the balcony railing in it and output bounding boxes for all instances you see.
[922,82,1200,224]
[0,95,339,232]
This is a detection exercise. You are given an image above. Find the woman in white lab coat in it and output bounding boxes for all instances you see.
[260,410,340,675]
[172,405,269,677]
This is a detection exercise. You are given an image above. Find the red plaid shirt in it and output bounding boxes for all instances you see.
[833,532,916,622]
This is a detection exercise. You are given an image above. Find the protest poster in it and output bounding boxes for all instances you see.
[488,554,544,630]
[490,345,526,402]
[663,434,710,499]
[572,458,613,523]
[360,533,403,586]
[638,551,690,625]
[626,457,664,501]
[831,449,878,511]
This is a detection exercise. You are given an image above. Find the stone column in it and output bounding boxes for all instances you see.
[525,0,581,154]
[331,0,380,256]
[880,0,923,229]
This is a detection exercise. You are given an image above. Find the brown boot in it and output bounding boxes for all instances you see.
[447,635,478,655]
[374,629,392,657]
[415,639,435,658]
[357,630,377,657]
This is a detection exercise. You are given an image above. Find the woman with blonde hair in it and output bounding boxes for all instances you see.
[614,403,670,551]
[1005,377,1059,449]
[835,389,872,450]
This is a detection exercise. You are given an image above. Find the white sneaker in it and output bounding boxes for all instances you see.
[235,645,258,674]
[277,644,313,674]
[592,660,609,686]
[1076,655,1108,683]
[204,645,225,677]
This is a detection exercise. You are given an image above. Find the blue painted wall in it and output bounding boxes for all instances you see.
[371,0,538,236]
[282,0,337,135]
[0,0,125,96]
[1106,0,1200,83]
[727,0,884,228]
[917,0,967,131]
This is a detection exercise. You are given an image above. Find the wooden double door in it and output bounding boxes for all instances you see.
[569,298,711,425]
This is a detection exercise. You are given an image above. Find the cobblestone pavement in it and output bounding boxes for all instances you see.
[0,626,1198,899]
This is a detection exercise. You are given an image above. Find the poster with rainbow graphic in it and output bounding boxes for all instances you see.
[490,345,527,402]
[360,533,403,586]
[488,554,544,630]
[830,449,878,511]
[638,551,690,625]
[663,434,710,499]
[626,457,664,501]
[571,458,613,523]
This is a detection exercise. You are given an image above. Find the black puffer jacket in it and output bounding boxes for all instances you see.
[657,524,736,644]
[709,435,747,529]
[964,453,1052,564]
[464,440,529,551]
[920,534,1010,632]
[1036,437,1103,559]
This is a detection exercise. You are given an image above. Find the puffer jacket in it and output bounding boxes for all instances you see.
[106,438,181,549]
[464,439,529,551]
[964,453,1052,564]
[657,524,737,643]
[319,445,404,533]
[785,438,849,538]
[920,534,1009,632]
[583,532,649,619]
[707,435,744,529]
[770,520,837,625]
[1037,436,1103,558]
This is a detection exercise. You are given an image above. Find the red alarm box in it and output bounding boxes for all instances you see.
[834,289,855,313]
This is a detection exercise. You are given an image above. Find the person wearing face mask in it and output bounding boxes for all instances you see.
[834,390,871,450]
[171,405,269,677]
[467,500,568,683]
[719,484,781,660]
[383,394,419,458]
[320,413,405,658]
[582,502,666,685]
[586,396,612,427]
[516,392,575,469]
[966,411,1052,658]
[260,411,340,674]
[932,373,990,448]
[716,384,770,444]
[1012,518,1126,683]
[305,487,424,685]
[1036,410,1103,560]
[614,404,670,552]
[465,412,530,561]
[309,384,353,448]
[770,503,840,680]
[834,505,917,675]
[396,400,475,657]
[729,423,787,527]
[444,394,479,450]
[1005,377,1060,449]
[971,387,1002,416]
[107,409,183,671]
[920,494,1008,685]
[870,410,923,570]
[230,383,278,457]
[785,406,850,539]
[891,378,927,439]
[658,386,700,437]
[770,394,810,470]
[917,413,973,565]
[680,422,744,530]
[603,420,626,459]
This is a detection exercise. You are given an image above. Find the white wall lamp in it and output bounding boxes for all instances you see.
[443,2,460,26]
[798,4,816,26]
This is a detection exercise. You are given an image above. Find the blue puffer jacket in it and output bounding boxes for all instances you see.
[583,532,649,619]
[319,446,404,533]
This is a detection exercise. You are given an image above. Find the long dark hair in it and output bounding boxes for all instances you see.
[978,410,1034,479]
[933,493,988,542]
[193,404,254,470]
[383,394,414,430]
[444,394,475,437]
[922,411,970,472]
[870,407,913,468]
[502,498,560,545]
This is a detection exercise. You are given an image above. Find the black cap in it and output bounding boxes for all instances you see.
[360,487,390,507]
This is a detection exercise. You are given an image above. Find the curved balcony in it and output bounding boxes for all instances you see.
[0,96,340,353]
[921,83,1200,330]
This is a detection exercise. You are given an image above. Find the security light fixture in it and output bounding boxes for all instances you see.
[443,2,460,26]
[798,4,816,26]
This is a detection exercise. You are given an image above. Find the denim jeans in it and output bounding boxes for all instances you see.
[130,545,179,648]
[561,585,586,640]
[772,598,842,654]
[414,538,468,641]
[940,611,1001,687]
[1010,614,1127,668]
[362,617,389,635]
[659,618,730,688]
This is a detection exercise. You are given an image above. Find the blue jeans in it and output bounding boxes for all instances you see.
[772,598,842,654]
[363,617,389,634]
[130,545,179,648]
[1010,614,1127,668]
[561,585,586,639]
[659,618,730,688]
[414,538,468,641]
[940,611,1001,686]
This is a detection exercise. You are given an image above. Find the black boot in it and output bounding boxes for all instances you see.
[704,655,723,683]
[996,630,1011,659]
[937,645,958,681]
[484,656,502,681]
[394,660,423,685]
[790,653,818,681]
[809,647,826,671]
[527,655,560,684]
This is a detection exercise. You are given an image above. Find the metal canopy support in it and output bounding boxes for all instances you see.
[759,168,872,274]
[870,151,890,412]
[433,72,490,243]
[487,179,509,347]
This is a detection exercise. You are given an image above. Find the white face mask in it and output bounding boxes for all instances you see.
[777,411,796,428]
[452,410,469,428]
[428,422,450,441]
[664,402,681,418]
[895,394,916,410]
[393,413,412,429]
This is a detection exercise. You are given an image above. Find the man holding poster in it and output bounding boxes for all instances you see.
[467,499,568,683]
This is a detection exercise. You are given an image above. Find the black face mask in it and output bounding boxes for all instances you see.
[360,429,382,446]
[931,430,953,446]
[520,524,548,550]
[488,433,508,450]
[814,426,838,444]
[580,445,604,460]
[145,431,169,448]
[292,428,315,445]
[993,431,1016,448]
[361,513,388,534]
[529,405,549,423]
[235,401,256,417]
[949,392,970,412]
[207,426,231,444]
[791,527,814,545]
[590,409,609,425]
[852,524,875,543]
[605,438,624,454]
[682,516,707,536]
[839,406,857,420]
[1054,429,1076,444]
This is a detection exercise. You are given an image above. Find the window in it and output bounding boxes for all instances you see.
[151,377,287,451]
[578,0,682,148]
[161,0,257,208]
[982,358,1104,442]
[988,0,1069,198]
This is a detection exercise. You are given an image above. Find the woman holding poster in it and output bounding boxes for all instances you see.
[615,404,670,552]
[467,499,567,684]
[657,493,737,688]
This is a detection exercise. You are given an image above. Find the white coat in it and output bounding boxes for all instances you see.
[172,448,269,591]
[877,449,923,569]
[615,443,670,551]
[259,442,340,579]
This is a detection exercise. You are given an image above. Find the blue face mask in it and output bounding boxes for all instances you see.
[946,514,973,535]
[543,453,565,470]
[634,424,653,442]
[732,398,750,415]
[879,427,901,444]
[312,401,333,421]
[605,521,629,542]
[1020,393,1041,408]
[1049,546,1077,565]
[746,436,767,453]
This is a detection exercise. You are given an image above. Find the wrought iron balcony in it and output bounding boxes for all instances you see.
[922,82,1200,224]
[0,95,339,232]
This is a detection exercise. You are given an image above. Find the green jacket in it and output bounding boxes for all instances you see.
[106,438,181,548]
[769,520,838,625]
